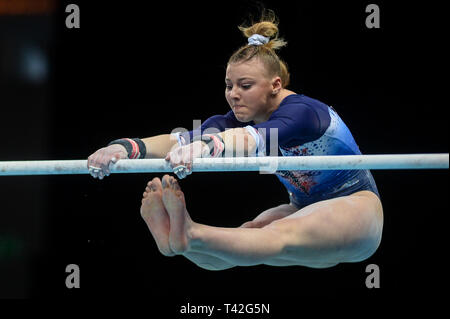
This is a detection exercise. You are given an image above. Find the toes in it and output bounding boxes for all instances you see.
[161,175,180,190]
[169,176,181,190]
[145,179,162,193]
[162,175,171,189]
[143,179,164,200]
[151,177,163,191]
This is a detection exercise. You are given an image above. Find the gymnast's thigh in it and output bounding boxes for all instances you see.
[264,191,383,262]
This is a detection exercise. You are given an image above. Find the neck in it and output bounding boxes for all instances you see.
[253,89,296,124]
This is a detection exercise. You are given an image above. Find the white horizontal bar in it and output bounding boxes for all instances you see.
[0,154,448,176]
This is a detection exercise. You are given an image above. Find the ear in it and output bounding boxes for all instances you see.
[271,76,282,95]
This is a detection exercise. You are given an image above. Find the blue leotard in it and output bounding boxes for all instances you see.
[181,94,379,208]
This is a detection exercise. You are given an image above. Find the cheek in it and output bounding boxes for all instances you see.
[225,91,232,104]
[247,88,267,104]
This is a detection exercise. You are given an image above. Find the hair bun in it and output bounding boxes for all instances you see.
[238,10,287,51]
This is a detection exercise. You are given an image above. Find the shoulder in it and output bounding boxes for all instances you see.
[271,94,330,120]
[251,94,332,147]
[256,94,331,132]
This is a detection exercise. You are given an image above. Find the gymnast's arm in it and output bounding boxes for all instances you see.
[213,103,327,157]
[216,128,258,156]
[141,134,180,158]
[167,103,325,172]
[164,128,258,179]
[87,133,179,179]
[166,127,257,165]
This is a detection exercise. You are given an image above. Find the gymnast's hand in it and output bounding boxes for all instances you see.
[87,144,128,179]
[165,141,209,179]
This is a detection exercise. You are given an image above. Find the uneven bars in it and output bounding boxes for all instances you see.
[0,154,448,176]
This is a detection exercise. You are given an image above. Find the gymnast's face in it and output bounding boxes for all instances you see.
[225,58,277,124]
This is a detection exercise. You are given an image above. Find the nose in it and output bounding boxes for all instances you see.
[228,86,240,100]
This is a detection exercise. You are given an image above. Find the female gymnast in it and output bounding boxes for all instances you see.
[87,11,383,270]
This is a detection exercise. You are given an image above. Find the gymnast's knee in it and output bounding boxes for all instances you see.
[344,230,383,263]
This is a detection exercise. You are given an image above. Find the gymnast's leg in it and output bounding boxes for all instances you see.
[140,177,235,270]
[140,178,176,256]
[160,175,383,269]
[239,203,298,228]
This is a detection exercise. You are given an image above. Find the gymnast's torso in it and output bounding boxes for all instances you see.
[183,94,380,208]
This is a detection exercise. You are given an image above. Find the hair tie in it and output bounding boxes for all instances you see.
[248,34,270,46]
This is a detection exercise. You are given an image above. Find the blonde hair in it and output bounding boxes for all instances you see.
[228,10,290,88]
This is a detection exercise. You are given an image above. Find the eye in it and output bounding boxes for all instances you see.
[225,85,232,90]
[241,84,252,90]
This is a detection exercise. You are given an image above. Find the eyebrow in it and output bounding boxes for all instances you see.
[225,77,254,82]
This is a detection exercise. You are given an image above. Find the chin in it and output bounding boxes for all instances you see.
[234,115,251,123]
[233,112,251,123]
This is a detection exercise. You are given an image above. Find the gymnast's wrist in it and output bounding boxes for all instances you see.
[107,138,147,159]
[198,141,212,157]
[193,135,224,158]
[108,144,128,157]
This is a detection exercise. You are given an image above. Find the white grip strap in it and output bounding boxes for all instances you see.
[172,132,186,147]
[244,126,266,156]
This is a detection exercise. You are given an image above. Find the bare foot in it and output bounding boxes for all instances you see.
[140,177,175,256]
[161,175,192,254]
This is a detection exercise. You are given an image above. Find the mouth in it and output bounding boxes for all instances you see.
[233,105,246,110]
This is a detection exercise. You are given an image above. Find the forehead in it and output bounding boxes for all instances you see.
[225,58,268,80]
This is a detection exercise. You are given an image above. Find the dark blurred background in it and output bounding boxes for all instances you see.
[0,0,447,311]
